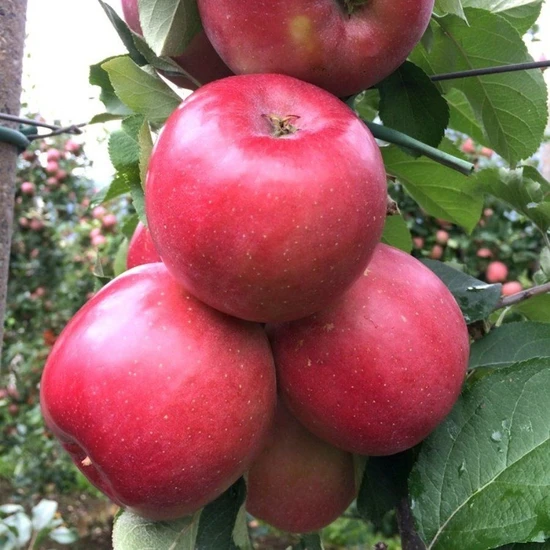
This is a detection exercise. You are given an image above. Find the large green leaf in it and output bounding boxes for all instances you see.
[411,9,548,165]
[514,295,550,323]
[469,322,550,369]
[421,260,502,323]
[446,88,485,144]
[112,511,201,549]
[477,166,550,234]
[90,58,134,118]
[195,478,250,550]
[460,0,543,33]
[102,56,181,126]
[382,143,483,233]
[97,0,147,66]
[138,0,202,57]
[378,62,449,148]
[411,358,550,549]
[434,0,466,19]
[357,452,414,529]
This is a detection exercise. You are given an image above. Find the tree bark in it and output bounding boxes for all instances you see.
[0,0,28,359]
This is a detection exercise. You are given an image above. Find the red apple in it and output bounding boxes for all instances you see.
[40,263,276,520]
[91,234,107,247]
[197,0,434,97]
[56,169,68,181]
[30,219,44,231]
[20,181,35,195]
[127,222,161,269]
[429,244,444,260]
[65,139,81,154]
[502,281,523,296]
[92,206,106,220]
[247,401,356,533]
[46,177,59,187]
[45,161,59,175]
[435,230,449,245]
[460,138,476,155]
[146,74,387,323]
[476,248,493,259]
[269,244,469,456]
[483,208,494,218]
[90,228,102,239]
[413,237,424,249]
[101,213,117,230]
[479,147,494,158]
[46,149,63,161]
[120,0,231,90]
[486,261,508,283]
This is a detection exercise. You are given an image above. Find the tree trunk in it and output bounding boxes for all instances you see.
[0,0,28,359]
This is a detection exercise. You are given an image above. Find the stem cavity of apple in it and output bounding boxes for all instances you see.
[342,0,370,15]
[262,113,300,138]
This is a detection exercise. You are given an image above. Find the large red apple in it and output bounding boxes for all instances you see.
[40,263,276,520]
[269,244,469,456]
[120,0,231,89]
[146,73,387,323]
[247,401,356,533]
[126,221,161,269]
[197,0,434,97]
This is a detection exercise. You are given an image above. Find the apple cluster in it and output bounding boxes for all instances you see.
[40,0,469,534]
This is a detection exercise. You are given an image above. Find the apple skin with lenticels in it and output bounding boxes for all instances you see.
[246,401,356,533]
[269,244,469,456]
[40,263,276,520]
[126,221,161,269]
[145,73,387,323]
[197,0,435,97]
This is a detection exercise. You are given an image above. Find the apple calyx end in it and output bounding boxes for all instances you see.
[262,113,300,138]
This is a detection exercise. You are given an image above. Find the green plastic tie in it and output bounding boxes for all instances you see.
[0,125,31,152]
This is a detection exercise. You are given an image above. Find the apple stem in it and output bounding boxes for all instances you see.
[342,0,370,15]
[363,120,475,176]
[262,114,300,138]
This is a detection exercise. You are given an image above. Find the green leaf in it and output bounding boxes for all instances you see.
[357,452,414,529]
[381,214,413,252]
[434,0,466,19]
[469,322,550,370]
[97,0,148,66]
[112,510,201,549]
[48,526,79,544]
[102,56,181,125]
[446,88,485,144]
[460,0,543,33]
[91,176,131,208]
[196,478,249,550]
[497,542,550,549]
[378,62,449,149]
[130,180,147,226]
[90,58,134,118]
[138,0,202,57]
[477,166,550,234]
[411,358,550,549]
[382,143,483,233]
[411,9,548,165]
[299,533,325,549]
[122,214,140,240]
[31,499,57,532]
[421,259,502,323]
[114,238,129,276]
[353,89,380,122]
[514,295,550,323]
[139,121,154,189]
[540,248,550,279]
